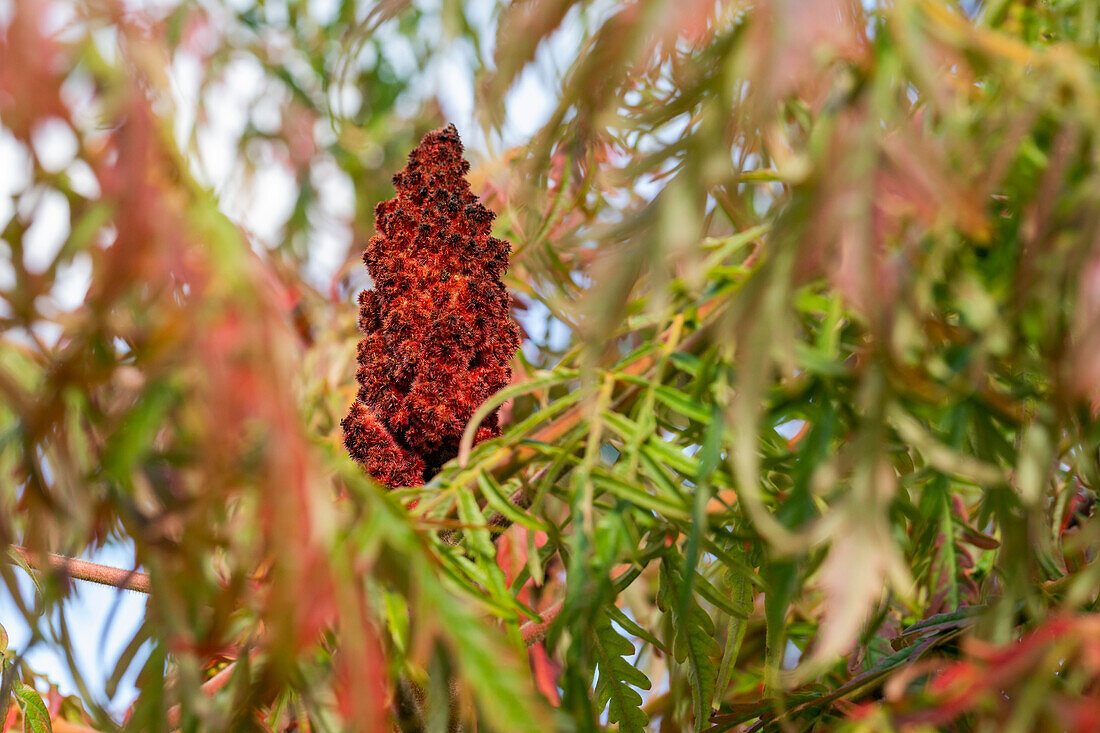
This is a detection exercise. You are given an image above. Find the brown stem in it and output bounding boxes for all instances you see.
[11,546,150,594]
[520,600,563,647]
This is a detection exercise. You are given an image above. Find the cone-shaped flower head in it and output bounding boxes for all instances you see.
[342,124,521,487]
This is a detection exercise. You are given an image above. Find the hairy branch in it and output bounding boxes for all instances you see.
[521,600,563,647]
[11,546,150,594]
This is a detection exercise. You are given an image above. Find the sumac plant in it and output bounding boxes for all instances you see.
[1,1,1099,732]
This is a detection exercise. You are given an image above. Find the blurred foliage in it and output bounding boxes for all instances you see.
[1,0,1099,731]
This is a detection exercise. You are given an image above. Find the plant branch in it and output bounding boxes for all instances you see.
[10,546,150,594]
[521,600,563,647]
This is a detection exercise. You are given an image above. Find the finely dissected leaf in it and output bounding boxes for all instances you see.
[659,560,720,731]
[591,612,650,733]
[715,543,753,702]
[14,681,52,733]
[605,604,666,654]
[678,605,719,731]
[761,560,797,699]
[715,595,748,704]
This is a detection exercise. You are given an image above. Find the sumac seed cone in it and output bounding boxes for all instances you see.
[342,124,521,487]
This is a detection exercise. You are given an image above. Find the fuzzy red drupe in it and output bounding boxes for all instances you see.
[342,124,521,487]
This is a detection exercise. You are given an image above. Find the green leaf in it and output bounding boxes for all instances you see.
[589,468,691,520]
[716,543,753,702]
[690,567,750,621]
[642,435,699,477]
[616,375,712,424]
[591,612,650,733]
[1016,421,1052,506]
[454,491,527,620]
[14,681,52,733]
[456,488,500,562]
[679,607,719,730]
[383,590,410,656]
[477,471,547,532]
[659,560,719,732]
[605,604,666,654]
[101,380,178,483]
[61,201,113,260]
[701,224,771,274]
[669,351,703,377]
[794,342,850,377]
[762,561,798,698]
